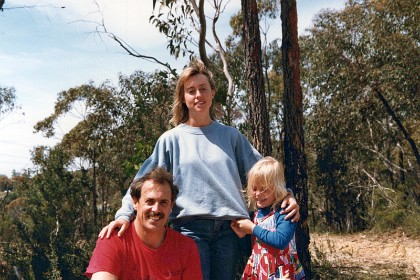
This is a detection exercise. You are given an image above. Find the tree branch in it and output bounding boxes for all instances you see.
[372,85,420,169]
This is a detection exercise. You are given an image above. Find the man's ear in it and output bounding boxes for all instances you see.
[132,198,138,210]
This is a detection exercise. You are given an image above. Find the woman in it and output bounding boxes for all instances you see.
[99,59,300,280]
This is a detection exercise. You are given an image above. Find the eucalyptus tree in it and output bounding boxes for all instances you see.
[98,0,237,119]
[0,70,175,278]
[242,0,272,155]
[100,0,277,152]
[0,86,19,121]
[34,71,174,227]
[300,0,419,231]
[0,172,38,279]
[0,147,89,279]
[281,0,311,276]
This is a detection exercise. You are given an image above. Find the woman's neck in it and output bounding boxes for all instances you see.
[185,116,213,127]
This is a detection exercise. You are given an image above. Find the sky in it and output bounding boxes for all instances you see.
[0,0,346,178]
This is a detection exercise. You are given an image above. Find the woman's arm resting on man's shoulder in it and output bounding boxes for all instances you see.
[98,219,130,239]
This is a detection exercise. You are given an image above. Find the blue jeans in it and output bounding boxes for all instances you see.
[172,218,240,280]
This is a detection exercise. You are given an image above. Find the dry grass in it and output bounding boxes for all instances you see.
[310,230,420,280]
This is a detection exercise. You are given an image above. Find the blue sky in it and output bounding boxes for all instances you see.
[0,0,346,177]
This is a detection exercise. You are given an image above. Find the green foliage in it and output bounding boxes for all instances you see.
[0,86,20,119]
[301,0,420,233]
[149,0,194,59]
[371,190,420,237]
[1,70,174,278]
[2,147,93,279]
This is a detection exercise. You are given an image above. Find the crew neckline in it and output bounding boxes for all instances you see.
[178,121,220,134]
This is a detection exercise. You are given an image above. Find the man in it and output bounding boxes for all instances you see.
[85,167,202,279]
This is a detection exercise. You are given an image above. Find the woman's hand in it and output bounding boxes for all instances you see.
[280,194,300,222]
[98,219,130,239]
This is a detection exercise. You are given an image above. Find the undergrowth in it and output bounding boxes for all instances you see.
[311,238,414,280]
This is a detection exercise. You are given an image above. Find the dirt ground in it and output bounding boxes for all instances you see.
[310,231,420,279]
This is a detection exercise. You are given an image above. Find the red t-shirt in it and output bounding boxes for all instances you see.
[85,224,202,279]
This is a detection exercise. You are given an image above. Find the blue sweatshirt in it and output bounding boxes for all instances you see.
[116,121,262,223]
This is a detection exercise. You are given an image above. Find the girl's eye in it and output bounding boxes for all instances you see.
[252,187,267,193]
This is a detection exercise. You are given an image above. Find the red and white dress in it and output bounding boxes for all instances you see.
[242,209,305,280]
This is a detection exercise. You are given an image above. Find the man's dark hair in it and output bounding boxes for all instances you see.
[130,167,179,202]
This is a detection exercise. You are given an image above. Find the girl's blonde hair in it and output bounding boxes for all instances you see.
[247,156,288,211]
[170,59,216,126]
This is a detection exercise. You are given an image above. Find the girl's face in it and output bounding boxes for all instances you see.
[252,185,275,209]
[183,74,215,116]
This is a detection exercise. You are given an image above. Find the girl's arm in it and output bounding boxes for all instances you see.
[252,211,297,250]
[230,219,254,238]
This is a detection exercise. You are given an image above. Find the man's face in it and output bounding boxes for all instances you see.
[133,180,173,233]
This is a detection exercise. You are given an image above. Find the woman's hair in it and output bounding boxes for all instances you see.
[170,59,216,126]
[246,156,288,211]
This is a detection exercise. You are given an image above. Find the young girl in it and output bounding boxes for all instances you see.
[231,156,305,280]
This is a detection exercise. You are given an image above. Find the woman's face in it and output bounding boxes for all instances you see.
[183,74,214,116]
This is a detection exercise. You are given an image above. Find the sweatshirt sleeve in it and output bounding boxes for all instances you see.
[115,135,170,221]
[252,210,297,250]
[114,156,158,221]
[234,130,262,185]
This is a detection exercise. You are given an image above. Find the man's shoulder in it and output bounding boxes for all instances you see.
[97,224,134,246]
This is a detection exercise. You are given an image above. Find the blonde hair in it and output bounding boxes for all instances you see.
[170,59,216,126]
[246,156,288,211]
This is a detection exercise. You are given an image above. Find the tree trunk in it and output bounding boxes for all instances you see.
[91,152,98,227]
[280,0,311,278]
[242,0,272,156]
